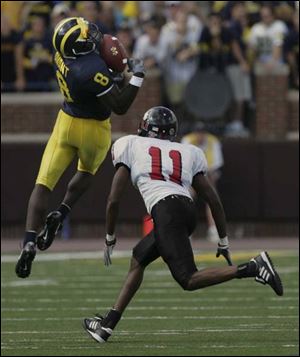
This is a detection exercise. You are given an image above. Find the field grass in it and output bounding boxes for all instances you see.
[1,250,299,356]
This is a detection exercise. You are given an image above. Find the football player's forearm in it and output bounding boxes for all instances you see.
[202,187,227,238]
[192,174,227,238]
[102,77,143,115]
[208,198,227,239]
[106,199,119,235]
[105,166,130,235]
[114,82,140,114]
[114,71,145,114]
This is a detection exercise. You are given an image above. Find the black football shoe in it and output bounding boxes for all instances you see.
[36,211,62,251]
[252,251,283,296]
[15,241,36,278]
[83,315,112,343]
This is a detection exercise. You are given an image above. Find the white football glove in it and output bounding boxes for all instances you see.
[216,237,233,266]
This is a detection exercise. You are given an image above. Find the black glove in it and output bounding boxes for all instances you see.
[103,234,116,266]
[216,243,233,266]
[127,58,146,76]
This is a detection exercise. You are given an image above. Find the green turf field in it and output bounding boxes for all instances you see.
[1,251,299,356]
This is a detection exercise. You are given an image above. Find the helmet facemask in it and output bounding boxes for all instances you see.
[72,22,103,57]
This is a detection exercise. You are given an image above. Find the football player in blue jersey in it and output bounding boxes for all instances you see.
[16,17,146,278]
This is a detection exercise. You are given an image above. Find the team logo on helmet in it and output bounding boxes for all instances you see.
[52,17,102,59]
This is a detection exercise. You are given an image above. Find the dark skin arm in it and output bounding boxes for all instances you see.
[106,165,131,235]
[192,173,227,238]
[97,73,143,115]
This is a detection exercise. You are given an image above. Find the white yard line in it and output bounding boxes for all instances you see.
[1,315,298,321]
[1,330,81,334]
[1,251,129,262]
[1,250,298,263]
[1,296,299,304]
[1,330,298,341]
[1,279,58,288]
[3,285,299,293]
[1,305,298,312]
[6,279,298,289]
[1,344,298,350]
[2,328,298,335]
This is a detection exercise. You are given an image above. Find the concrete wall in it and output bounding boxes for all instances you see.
[2,139,298,225]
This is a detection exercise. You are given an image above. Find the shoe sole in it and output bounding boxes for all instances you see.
[15,250,36,278]
[82,320,106,343]
[260,251,283,296]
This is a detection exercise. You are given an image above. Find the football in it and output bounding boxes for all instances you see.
[100,34,128,73]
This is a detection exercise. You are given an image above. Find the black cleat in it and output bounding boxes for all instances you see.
[15,242,36,278]
[252,251,283,296]
[83,315,112,343]
[36,211,62,251]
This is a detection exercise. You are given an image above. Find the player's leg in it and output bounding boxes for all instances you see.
[113,232,160,313]
[16,112,76,277]
[151,195,200,289]
[73,117,111,208]
[61,171,94,207]
[83,231,160,343]
[38,118,112,250]
[37,170,94,250]
[82,257,144,343]
[25,184,52,237]
[153,196,283,295]
[185,252,283,296]
[37,117,111,250]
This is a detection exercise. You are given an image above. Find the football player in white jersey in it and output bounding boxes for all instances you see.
[83,107,283,344]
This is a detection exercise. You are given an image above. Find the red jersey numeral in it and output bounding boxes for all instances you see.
[169,150,182,185]
[148,147,165,181]
[148,146,182,185]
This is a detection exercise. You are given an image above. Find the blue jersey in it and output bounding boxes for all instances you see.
[54,51,114,120]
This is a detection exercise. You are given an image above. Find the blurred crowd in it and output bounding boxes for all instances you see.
[1,1,299,136]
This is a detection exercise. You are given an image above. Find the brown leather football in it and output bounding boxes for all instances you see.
[100,34,128,73]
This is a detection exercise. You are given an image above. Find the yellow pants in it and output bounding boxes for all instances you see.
[36,110,111,191]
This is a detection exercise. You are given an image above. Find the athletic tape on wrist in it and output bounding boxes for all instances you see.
[129,76,144,87]
[106,234,115,242]
[219,236,229,246]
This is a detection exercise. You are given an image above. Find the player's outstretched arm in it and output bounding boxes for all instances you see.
[106,165,130,236]
[104,165,130,266]
[98,59,145,115]
[192,173,227,238]
[192,173,233,265]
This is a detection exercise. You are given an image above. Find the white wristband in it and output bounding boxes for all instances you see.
[106,234,115,242]
[219,237,229,246]
[129,75,144,87]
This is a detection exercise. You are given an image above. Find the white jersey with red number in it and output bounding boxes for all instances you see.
[112,135,208,214]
